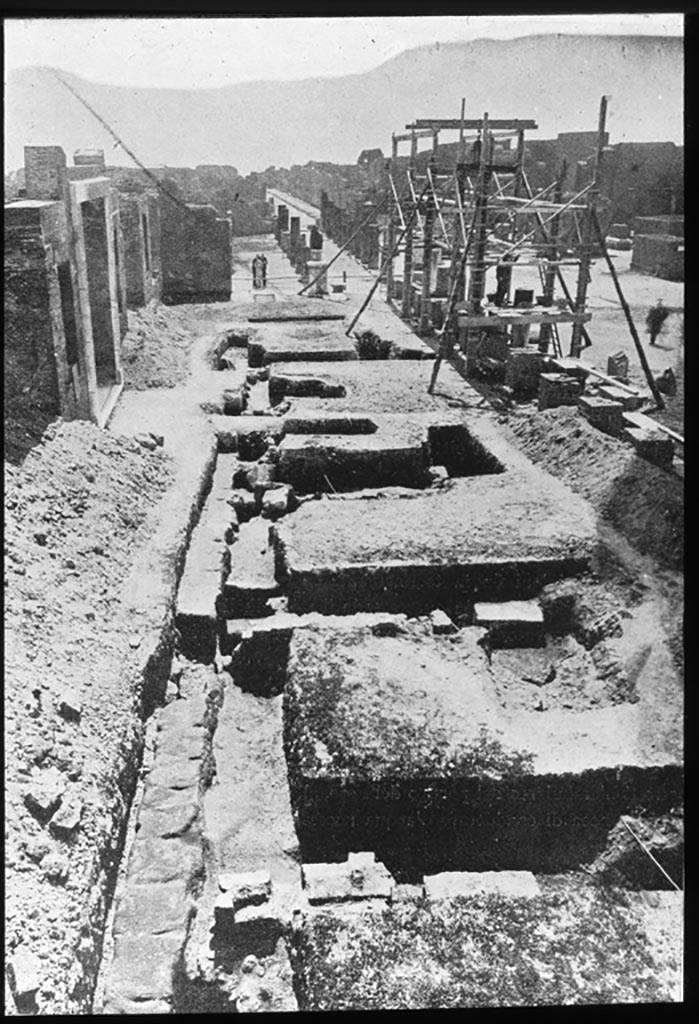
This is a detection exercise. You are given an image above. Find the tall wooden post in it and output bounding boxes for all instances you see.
[401,127,418,318]
[386,134,397,303]
[467,114,491,314]
[420,156,437,334]
[540,158,567,349]
[570,96,608,356]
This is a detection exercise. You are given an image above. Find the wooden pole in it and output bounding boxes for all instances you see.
[428,204,480,394]
[401,128,419,318]
[420,158,437,333]
[386,135,397,303]
[571,96,608,356]
[521,169,594,348]
[346,183,428,337]
[590,208,665,410]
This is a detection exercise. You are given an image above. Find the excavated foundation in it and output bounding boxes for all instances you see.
[97,284,683,1013]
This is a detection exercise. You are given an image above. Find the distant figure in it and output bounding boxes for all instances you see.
[252,254,264,289]
[259,253,268,288]
[494,253,519,306]
[645,299,670,346]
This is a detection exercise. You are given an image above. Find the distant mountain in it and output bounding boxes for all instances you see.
[5,34,682,174]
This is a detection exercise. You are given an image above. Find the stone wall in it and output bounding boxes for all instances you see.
[631,233,684,281]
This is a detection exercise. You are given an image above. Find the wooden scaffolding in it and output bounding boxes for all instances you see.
[377,100,611,390]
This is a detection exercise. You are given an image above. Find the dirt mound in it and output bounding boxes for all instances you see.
[120,305,193,390]
[5,420,173,1013]
[503,406,683,570]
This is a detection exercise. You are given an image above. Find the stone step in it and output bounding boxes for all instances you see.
[220,519,281,617]
[276,419,430,492]
[473,600,545,648]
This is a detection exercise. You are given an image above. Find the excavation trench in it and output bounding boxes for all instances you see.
[99,341,683,1011]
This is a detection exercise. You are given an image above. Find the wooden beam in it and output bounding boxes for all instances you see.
[409,118,538,131]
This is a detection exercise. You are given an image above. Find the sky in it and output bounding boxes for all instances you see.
[4,14,684,90]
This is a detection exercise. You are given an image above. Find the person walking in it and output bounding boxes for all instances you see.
[645,299,670,346]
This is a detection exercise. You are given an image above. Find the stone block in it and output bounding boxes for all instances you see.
[23,767,66,819]
[474,600,545,648]
[577,395,625,436]
[8,947,42,1002]
[424,870,540,900]
[429,609,457,635]
[218,869,272,908]
[302,852,394,905]
[261,484,295,519]
[504,349,545,394]
[222,387,247,416]
[269,371,347,403]
[175,573,218,663]
[228,489,258,523]
[538,372,584,410]
[49,790,83,836]
[624,427,674,468]
[597,384,645,412]
[57,687,83,721]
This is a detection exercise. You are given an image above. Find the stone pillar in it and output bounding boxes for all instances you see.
[25,146,69,202]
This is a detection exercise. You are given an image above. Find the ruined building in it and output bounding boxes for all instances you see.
[5,146,126,429]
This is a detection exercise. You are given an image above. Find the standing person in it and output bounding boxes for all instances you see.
[645,298,670,346]
[259,253,268,288]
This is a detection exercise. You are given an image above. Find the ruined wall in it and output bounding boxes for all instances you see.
[633,215,684,238]
[160,195,231,304]
[631,233,684,281]
[4,202,89,426]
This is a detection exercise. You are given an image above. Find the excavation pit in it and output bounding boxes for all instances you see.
[282,624,682,877]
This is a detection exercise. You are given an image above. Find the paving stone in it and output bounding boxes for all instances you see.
[103,931,183,1005]
[137,787,200,841]
[221,519,281,617]
[302,852,394,905]
[126,835,204,885]
[113,880,192,937]
[424,870,541,900]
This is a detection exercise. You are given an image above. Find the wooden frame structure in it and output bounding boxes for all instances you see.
[379,100,610,390]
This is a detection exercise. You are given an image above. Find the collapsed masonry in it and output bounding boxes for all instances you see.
[4,146,233,429]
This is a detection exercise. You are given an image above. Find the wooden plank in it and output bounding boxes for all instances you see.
[455,311,592,327]
[623,410,684,445]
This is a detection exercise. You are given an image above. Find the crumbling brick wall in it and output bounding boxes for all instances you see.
[4,203,87,427]
[159,191,231,304]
